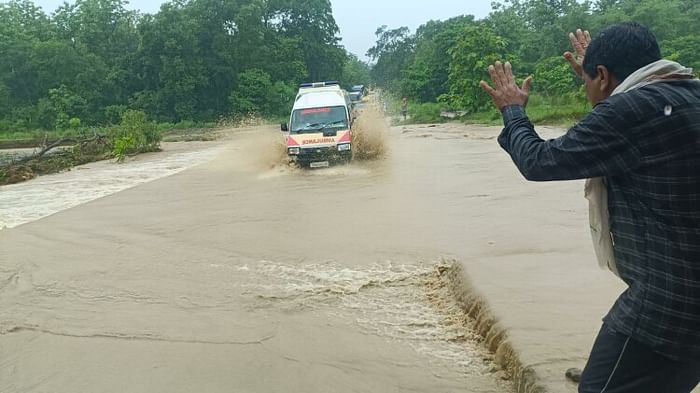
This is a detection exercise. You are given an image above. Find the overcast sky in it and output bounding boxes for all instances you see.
[33,0,495,59]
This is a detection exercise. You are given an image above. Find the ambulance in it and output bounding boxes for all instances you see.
[281,81,354,168]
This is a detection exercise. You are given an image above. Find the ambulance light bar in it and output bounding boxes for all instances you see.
[299,81,340,88]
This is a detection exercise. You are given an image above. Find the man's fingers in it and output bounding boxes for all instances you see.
[480,80,496,96]
[505,62,516,86]
[569,32,583,56]
[521,76,533,94]
[569,30,587,57]
[488,65,502,89]
[563,51,582,76]
[577,29,589,52]
[495,61,509,89]
[584,30,592,44]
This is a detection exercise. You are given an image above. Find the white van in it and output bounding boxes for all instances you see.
[281,82,353,168]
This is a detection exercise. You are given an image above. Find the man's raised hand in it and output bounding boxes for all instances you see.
[564,29,592,78]
[480,61,532,111]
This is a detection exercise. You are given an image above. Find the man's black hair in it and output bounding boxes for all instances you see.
[583,22,662,82]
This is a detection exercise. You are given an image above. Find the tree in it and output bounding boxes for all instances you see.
[442,25,509,112]
[340,53,371,89]
[3,0,698,132]
[47,85,88,130]
[265,0,345,81]
[367,26,415,91]
[53,0,140,118]
[490,0,592,68]
[230,69,275,116]
[229,69,295,117]
[663,36,700,70]
[401,16,476,102]
[533,56,578,96]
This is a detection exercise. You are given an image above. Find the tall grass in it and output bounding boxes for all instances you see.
[0,128,87,142]
[525,94,590,125]
[463,94,590,126]
[0,120,221,144]
[405,102,446,124]
[381,91,589,126]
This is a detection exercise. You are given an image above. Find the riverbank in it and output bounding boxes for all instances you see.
[0,127,227,186]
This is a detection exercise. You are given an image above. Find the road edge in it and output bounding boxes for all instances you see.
[443,259,548,393]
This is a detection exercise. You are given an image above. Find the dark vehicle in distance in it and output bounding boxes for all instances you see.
[348,85,366,103]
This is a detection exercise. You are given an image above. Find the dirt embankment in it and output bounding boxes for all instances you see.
[0,138,112,186]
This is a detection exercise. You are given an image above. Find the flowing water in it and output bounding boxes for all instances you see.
[0,142,225,230]
[0,112,570,392]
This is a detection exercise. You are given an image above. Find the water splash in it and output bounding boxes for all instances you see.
[241,260,493,375]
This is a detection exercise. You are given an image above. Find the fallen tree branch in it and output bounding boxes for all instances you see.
[37,137,78,157]
[4,131,109,166]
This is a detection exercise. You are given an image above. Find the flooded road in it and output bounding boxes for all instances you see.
[0,141,225,229]
[0,118,571,393]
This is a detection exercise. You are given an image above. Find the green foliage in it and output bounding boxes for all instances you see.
[3,0,699,133]
[533,56,578,96]
[109,110,161,162]
[524,94,590,125]
[341,54,371,89]
[230,69,274,116]
[112,133,136,162]
[229,69,295,118]
[367,26,415,92]
[47,85,87,130]
[463,94,590,126]
[442,25,508,112]
[401,16,476,102]
[103,105,127,125]
[68,117,81,129]
[369,0,700,122]
[493,0,592,68]
[662,36,700,70]
[0,0,351,134]
[406,102,446,124]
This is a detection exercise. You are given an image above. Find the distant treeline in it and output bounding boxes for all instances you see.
[369,0,700,112]
[0,0,371,132]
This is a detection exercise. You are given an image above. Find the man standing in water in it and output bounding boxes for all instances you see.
[480,23,700,392]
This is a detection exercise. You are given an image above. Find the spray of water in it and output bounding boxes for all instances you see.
[230,127,289,170]
[352,104,388,161]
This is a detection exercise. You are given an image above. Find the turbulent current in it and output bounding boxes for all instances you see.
[0,112,572,393]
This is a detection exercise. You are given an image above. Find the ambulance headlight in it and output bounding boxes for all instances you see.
[337,143,351,152]
[288,147,300,155]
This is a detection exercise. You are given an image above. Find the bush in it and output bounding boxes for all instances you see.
[230,70,295,118]
[175,120,197,129]
[103,105,127,125]
[525,94,590,125]
[0,119,13,133]
[230,69,274,116]
[69,117,81,129]
[407,102,446,124]
[109,110,161,162]
[533,56,579,97]
[463,93,590,126]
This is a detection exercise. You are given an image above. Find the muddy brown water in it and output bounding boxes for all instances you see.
[0,115,567,393]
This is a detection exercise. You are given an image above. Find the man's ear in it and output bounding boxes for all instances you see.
[596,65,618,95]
